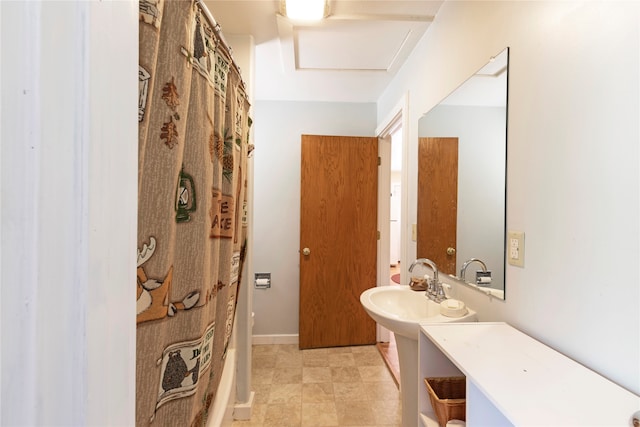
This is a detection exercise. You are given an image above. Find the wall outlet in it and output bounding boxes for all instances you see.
[507,231,525,267]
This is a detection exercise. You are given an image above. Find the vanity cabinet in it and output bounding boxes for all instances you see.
[418,322,639,426]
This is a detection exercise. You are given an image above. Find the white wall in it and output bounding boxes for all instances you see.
[378,1,639,394]
[252,101,376,337]
[1,1,137,425]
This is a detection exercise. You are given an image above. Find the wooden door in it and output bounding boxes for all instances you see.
[417,137,458,275]
[299,134,378,349]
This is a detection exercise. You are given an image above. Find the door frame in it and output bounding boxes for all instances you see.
[375,93,409,342]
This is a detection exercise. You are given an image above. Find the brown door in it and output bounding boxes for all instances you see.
[417,137,458,275]
[299,134,378,349]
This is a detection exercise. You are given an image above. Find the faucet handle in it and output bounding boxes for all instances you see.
[435,282,447,302]
[427,277,438,298]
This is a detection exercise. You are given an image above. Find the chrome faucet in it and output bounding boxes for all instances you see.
[460,258,487,282]
[408,258,444,302]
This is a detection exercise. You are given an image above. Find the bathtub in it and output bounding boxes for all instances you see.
[206,348,237,427]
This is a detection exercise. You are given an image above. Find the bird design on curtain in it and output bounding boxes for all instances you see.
[138,1,251,425]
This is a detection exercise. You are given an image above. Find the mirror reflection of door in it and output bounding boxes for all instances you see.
[417,137,458,275]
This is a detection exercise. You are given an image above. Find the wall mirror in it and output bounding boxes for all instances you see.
[417,47,508,299]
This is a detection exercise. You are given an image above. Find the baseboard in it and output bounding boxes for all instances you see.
[233,391,255,420]
[252,334,299,345]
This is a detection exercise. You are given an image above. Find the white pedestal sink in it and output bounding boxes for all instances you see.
[360,285,477,427]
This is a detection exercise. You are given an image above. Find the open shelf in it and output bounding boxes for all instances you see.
[419,322,639,426]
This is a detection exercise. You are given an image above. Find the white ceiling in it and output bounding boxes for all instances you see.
[204,0,444,102]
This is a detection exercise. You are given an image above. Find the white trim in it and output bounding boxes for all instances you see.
[233,391,255,421]
[252,334,299,345]
[375,92,409,343]
[376,93,407,137]
[376,135,392,344]
[399,93,410,295]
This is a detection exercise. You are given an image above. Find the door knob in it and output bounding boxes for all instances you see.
[302,247,311,256]
[447,247,456,256]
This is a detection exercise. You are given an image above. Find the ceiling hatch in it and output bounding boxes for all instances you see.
[277,14,432,74]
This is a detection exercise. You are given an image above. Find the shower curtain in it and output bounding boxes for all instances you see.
[137,1,251,425]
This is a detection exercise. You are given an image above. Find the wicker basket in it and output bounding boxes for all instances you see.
[424,377,466,427]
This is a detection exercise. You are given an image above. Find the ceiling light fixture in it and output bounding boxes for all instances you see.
[282,0,328,21]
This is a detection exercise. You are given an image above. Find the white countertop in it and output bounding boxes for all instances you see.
[420,322,640,426]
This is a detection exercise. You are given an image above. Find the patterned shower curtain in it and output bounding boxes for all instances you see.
[137,1,251,425]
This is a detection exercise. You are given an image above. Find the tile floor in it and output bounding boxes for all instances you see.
[375,334,399,387]
[231,344,402,426]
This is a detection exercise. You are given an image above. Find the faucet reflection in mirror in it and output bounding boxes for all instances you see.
[417,47,509,299]
[408,258,446,302]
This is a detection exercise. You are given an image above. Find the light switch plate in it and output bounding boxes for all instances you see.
[412,224,417,241]
[507,231,525,267]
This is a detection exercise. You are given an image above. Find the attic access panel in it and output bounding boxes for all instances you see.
[295,19,428,71]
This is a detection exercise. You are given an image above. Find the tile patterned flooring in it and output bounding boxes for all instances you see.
[232,344,402,426]
[375,334,399,388]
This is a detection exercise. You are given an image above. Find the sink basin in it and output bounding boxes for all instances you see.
[360,285,477,427]
[360,285,476,339]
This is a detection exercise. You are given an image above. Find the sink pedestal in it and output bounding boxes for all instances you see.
[395,333,420,427]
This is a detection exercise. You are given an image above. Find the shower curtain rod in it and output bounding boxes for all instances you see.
[196,0,246,89]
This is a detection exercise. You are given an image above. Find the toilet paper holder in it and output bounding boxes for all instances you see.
[476,271,492,287]
[255,272,271,289]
